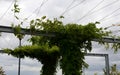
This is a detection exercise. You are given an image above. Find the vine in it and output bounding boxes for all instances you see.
[5,43,60,75]
[3,1,111,75]
[5,16,109,75]
[11,0,24,40]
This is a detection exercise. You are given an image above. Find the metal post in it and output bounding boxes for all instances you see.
[105,54,110,75]
[18,39,21,75]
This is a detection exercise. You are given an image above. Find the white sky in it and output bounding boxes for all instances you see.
[0,0,120,75]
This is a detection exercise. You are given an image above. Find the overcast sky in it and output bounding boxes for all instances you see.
[0,0,120,75]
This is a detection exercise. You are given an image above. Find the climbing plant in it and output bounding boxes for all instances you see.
[5,43,60,75]
[11,0,24,40]
[4,1,110,75]
[5,16,109,75]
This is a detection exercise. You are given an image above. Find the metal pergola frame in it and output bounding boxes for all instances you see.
[86,53,109,75]
[0,25,119,75]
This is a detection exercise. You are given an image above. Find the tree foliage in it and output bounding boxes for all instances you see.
[4,16,109,75]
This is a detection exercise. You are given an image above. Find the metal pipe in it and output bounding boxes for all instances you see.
[0,25,55,37]
[18,39,21,75]
[105,54,110,75]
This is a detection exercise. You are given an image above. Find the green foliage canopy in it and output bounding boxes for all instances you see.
[5,44,59,75]
[5,17,108,75]
[2,1,110,75]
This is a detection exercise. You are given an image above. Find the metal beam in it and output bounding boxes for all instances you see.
[0,25,55,37]
[0,25,120,43]
[86,53,108,57]
[0,50,5,53]
[93,38,120,43]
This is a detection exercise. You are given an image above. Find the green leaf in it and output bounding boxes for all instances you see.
[60,16,64,18]
[30,20,34,24]
[41,16,46,19]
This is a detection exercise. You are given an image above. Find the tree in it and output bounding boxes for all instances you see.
[0,66,6,75]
